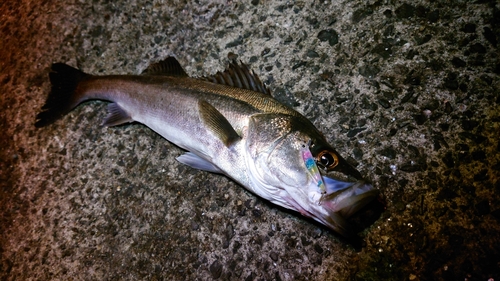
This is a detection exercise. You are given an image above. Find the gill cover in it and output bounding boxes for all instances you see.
[245,113,313,188]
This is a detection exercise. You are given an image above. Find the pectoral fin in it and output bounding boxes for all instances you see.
[198,100,240,147]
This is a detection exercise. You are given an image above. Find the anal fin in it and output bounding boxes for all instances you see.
[198,100,240,147]
[177,152,222,174]
[103,103,133,126]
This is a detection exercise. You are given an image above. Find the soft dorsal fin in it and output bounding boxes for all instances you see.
[142,57,188,77]
[202,59,271,95]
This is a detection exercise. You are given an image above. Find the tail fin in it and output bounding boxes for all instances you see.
[35,63,89,127]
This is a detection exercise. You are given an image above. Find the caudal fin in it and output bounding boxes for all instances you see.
[35,63,89,127]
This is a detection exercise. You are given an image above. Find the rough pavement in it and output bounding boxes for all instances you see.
[1,0,499,280]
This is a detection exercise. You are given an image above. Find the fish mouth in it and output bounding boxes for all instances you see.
[319,178,379,237]
[300,146,379,237]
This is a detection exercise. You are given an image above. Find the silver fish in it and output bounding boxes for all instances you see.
[36,57,379,238]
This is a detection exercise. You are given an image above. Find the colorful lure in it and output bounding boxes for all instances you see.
[301,145,326,195]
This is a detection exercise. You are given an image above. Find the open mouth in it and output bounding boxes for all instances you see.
[321,178,379,217]
[302,146,380,237]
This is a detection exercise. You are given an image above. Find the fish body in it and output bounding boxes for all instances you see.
[36,57,379,238]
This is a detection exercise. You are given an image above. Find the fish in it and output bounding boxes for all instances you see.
[35,56,379,238]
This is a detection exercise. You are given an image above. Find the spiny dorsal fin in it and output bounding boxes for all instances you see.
[202,59,271,96]
[198,100,240,147]
[142,57,188,77]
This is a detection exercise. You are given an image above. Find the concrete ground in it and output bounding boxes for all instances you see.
[1,0,499,280]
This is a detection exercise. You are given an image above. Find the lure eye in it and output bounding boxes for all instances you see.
[316,151,339,170]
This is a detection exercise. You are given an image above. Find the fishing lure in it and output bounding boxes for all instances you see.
[301,143,326,196]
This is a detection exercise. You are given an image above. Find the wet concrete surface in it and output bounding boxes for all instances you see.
[1,0,499,280]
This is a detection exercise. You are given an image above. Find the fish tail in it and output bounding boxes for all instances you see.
[35,63,90,127]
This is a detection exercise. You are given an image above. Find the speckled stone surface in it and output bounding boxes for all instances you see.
[1,0,499,280]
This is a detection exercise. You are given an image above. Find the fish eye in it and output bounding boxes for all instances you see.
[316,151,339,169]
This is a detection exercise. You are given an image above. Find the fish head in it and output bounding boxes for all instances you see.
[245,114,379,237]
